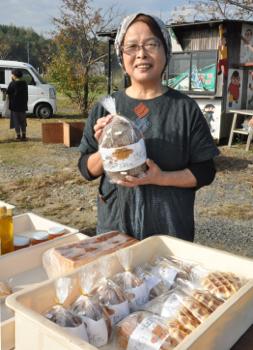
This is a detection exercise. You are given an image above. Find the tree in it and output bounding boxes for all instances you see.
[47,0,120,116]
[169,0,253,22]
[191,0,253,20]
[0,25,53,70]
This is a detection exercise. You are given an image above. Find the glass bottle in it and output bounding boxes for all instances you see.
[0,206,14,254]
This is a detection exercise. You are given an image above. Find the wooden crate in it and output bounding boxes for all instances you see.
[42,123,63,144]
[63,121,84,147]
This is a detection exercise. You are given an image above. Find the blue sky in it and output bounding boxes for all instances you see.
[0,0,191,36]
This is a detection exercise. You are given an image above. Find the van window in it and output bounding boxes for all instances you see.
[0,68,5,84]
[20,69,36,86]
[30,66,46,84]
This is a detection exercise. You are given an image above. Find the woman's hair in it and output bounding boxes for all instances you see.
[11,69,23,78]
[123,14,168,57]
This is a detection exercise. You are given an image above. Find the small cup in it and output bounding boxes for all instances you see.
[48,226,65,240]
[14,235,30,250]
[31,231,49,245]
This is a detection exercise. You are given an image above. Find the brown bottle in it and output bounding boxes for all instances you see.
[0,206,14,254]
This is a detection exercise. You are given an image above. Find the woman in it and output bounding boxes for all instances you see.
[78,13,219,241]
[7,69,28,141]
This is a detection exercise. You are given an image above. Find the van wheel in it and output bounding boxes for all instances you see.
[35,103,53,119]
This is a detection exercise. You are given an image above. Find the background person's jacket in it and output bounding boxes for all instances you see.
[7,80,28,112]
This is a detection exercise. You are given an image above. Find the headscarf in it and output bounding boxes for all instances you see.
[114,13,172,67]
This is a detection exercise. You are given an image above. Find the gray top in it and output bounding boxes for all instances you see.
[79,88,219,241]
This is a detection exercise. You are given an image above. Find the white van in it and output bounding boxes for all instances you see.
[0,60,56,118]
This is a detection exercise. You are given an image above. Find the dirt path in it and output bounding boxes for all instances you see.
[0,117,253,255]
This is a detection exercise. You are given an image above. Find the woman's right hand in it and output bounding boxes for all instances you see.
[94,115,113,142]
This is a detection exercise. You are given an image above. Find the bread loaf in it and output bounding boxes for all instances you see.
[42,231,137,278]
[115,311,187,350]
[99,115,147,182]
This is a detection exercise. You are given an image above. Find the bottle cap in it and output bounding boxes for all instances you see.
[31,231,49,241]
[48,226,65,236]
[14,235,30,248]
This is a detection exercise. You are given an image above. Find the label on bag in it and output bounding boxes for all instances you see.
[81,317,108,347]
[99,139,147,172]
[127,282,149,311]
[127,316,169,350]
[65,323,88,341]
[108,300,129,326]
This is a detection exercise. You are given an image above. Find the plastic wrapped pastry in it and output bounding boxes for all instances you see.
[99,96,147,183]
[115,311,188,350]
[113,249,149,311]
[44,277,88,341]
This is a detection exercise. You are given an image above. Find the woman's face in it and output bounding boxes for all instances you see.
[122,21,166,86]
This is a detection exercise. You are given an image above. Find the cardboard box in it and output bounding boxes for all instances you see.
[6,236,253,350]
[42,122,63,144]
[0,212,80,350]
[0,232,88,350]
[63,121,84,147]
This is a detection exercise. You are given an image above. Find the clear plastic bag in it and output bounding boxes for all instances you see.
[44,277,88,341]
[70,267,110,347]
[190,265,245,300]
[134,264,168,300]
[114,311,188,350]
[114,250,149,311]
[147,256,191,289]
[99,96,147,183]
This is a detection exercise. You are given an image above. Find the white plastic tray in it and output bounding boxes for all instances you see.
[0,212,82,350]
[6,235,253,350]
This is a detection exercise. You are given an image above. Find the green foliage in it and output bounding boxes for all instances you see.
[46,0,117,116]
[0,24,54,71]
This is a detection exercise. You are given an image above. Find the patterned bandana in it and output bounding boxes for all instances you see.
[114,13,172,67]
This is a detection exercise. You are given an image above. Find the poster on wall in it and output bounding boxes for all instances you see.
[226,69,243,111]
[240,24,253,65]
[197,99,222,140]
[246,70,253,109]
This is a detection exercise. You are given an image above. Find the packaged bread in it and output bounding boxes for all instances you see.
[70,268,110,347]
[176,278,224,312]
[44,277,88,341]
[42,231,137,278]
[191,266,244,300]
[98,96,147,183]
[143,288,212,326]
[134,264,169,300]
[113,249,149,311]
[147,256,191,289]
[114,311,188,350]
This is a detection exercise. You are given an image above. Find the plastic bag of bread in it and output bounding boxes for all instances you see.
[114,311,189,350]
[70,267,110,347]
[44,277,88,341]
[113,249,149,311]
[143,287,212,327]
[134,264,169,300]
[147,256,191,289]
[176,278,224,312]
[190,266,245,300]
[99,96,147,183]
[42,231,137,279]
[93,261,130,327]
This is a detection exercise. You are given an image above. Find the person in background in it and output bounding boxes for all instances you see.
[7,69,28,141]
[78,13,219,242]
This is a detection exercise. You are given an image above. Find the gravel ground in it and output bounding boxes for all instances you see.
[0,136,252,258]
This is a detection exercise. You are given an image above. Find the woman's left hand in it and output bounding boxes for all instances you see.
[117,159,163,187]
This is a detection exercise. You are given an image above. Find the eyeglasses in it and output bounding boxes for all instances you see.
[121,39,161,55]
